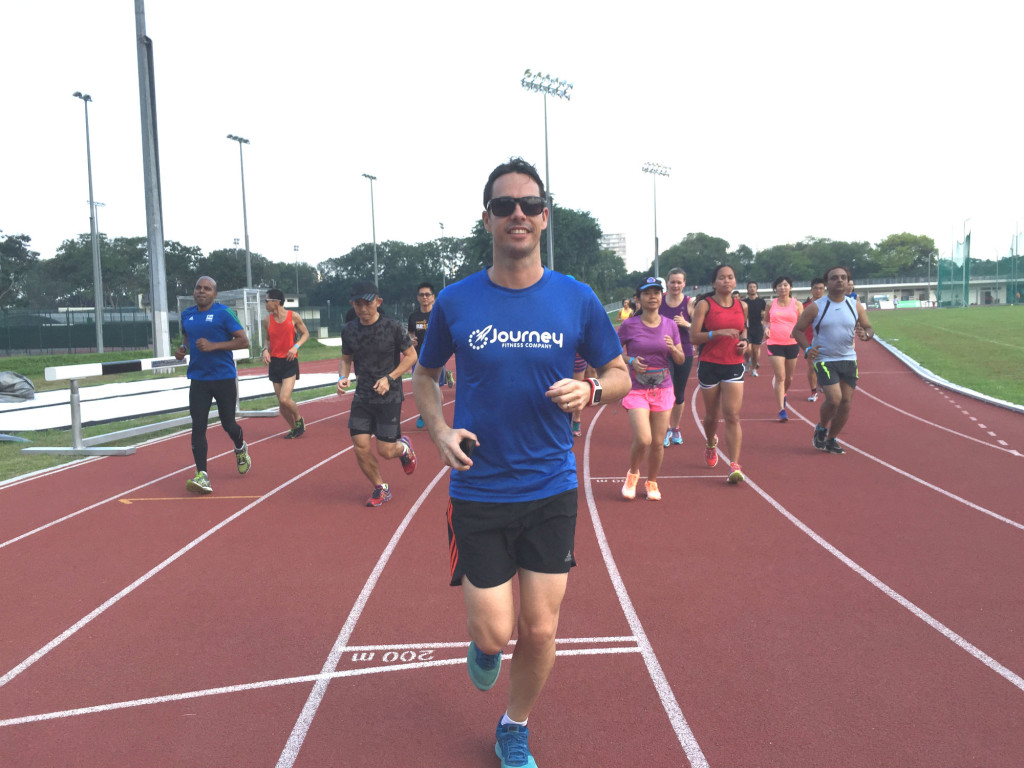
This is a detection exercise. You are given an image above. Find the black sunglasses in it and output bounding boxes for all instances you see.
[487,196,546,217]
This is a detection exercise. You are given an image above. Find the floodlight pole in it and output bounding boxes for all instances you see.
[521,69,573,271]
[227,134,252,288]
[73,91,104,352]
[294,244,300,298]
[642,162,671,280]
[362,173,378,288]
[439,221,446,288]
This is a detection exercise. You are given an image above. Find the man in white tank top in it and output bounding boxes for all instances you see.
[791,266,875,455]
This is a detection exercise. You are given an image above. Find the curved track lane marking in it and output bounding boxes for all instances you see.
[738,470,1024,695]
[785,402,1024,532]
[685,388,1024,695]
[856,384,1022,457]
[0,445,355,688]
[0,405,355,550]
[583,405,710,768]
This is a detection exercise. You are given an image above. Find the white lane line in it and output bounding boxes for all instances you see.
[583,406,709,768]
[275,466,449,768]
[739,471,1024,696]
[856,385,1020,457]
[0,407,352,549]
[0,445,353,688]
[340,636,637,651]
[787,405,1024,532]
[0,645,641,729]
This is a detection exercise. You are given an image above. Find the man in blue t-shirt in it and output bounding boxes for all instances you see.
[412,157,629,768]
[174,276,252,494]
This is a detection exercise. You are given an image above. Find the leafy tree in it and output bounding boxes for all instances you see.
[656,233,732,288]
[0,234,40,307]
[870,233,937,278]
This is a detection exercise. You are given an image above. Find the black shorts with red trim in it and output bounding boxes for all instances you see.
[447,488,578,588]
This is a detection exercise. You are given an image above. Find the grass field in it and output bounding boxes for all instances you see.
[2,308,1021,483]
[868,305,1024,405]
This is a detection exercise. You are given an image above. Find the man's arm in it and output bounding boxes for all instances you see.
[854,303,875,341]
[287,314,311,360]
[412,364,476,470]
[337,353,354,394]
[174,331,189,360]
[195,327,248,353]
[792,303,820,357]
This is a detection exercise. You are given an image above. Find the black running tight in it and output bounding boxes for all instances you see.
[189,378,244,472]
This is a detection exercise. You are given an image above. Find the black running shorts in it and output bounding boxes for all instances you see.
[348,399,402,443]
[447,488,578,589]
[813,359,859,388]
[268,356,300,383]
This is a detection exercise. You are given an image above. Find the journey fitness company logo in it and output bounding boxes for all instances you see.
[468,324,564,350]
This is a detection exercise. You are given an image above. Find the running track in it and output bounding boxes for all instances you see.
[2,343,1023,767]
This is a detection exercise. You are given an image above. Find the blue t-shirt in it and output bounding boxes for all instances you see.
[181,302,243,380]
[419,268,623,503]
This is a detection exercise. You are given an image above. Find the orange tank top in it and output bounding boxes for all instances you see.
[268,310,297,358]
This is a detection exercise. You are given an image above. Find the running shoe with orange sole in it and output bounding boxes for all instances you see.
[622,470,640,499]
[704,437,719,468]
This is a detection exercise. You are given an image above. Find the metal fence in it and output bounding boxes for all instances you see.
[0,307,178,356]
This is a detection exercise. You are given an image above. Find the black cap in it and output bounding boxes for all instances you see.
[636,276,664,294]
[349,281,379,302]
[266,288,285,302]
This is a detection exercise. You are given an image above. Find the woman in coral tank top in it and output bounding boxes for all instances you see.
[764,275,803,422]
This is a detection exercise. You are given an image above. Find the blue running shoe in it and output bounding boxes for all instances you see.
[779,409,788,422]
[670,429,683,445]
[663,431,672,448]
[467,641,501,691]
[495,721,537,768]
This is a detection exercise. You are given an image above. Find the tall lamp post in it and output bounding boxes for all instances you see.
[73,91,104,352]
[227,134,253,288]
[362,173,378,288]
[439,221,446,288]
[641,162,670,280]
[293,244,300,298]
[521,69,573,271]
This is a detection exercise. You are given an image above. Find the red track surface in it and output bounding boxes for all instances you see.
[2,345,1023,767]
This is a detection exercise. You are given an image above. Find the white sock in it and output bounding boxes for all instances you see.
[500,712,528,727]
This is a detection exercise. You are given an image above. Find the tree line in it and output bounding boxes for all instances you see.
[9,207,1007,317]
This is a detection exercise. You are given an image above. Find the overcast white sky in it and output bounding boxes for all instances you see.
[2,1,1022,281]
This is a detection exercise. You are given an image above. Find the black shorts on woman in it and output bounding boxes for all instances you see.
[447,489,578,588]
[766,344,799,360]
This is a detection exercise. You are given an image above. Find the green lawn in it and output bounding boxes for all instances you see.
[868,305,1024,405]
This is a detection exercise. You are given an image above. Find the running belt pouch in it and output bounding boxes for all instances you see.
[635,369,668,388]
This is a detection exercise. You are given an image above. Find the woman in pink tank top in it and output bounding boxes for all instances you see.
[764,276,803,421]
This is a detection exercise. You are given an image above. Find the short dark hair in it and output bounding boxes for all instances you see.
[824,265,851,282]
[771,276,793,290]
[416,282,435,294]
[266,288,285,302]
[811,276,826,287]
[483,157,545,208]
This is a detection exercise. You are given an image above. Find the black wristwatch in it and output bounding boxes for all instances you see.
[588,378,603,406]
[386,374,396,387]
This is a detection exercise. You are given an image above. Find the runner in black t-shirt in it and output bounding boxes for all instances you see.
[407,282,454,429]
[339,281,418,506]
[742,281,767,377]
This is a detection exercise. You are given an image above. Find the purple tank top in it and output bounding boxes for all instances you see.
[659,295,693,356]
